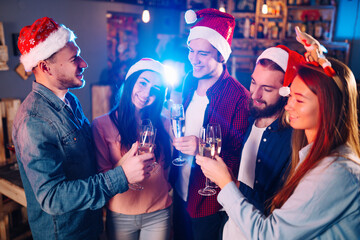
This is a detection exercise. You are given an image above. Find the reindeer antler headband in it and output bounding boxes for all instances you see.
[295,26,344,93]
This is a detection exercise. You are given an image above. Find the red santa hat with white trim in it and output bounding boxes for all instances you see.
[185,8,235,63]
[256,45,306,96]
[18,17,76,72]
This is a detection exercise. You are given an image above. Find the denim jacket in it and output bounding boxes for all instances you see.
[12,82,129,240]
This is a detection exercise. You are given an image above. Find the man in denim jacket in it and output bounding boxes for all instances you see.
[12,17,154,240]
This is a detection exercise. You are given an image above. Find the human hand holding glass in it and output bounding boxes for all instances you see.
[128,120,156,190]
[196,154,233,190]
[170,104,187,166]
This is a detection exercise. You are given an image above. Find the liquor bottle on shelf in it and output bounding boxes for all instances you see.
[235,19,244,38]
[267,2,274,15]
[244,17,250,39]
[300,15,307,33]
[267,22,273,39]
[314,17,323,40]
[257,23,265,39]
[323,20,331,41]
[250,19,256,39]
[275,3,281,16]
[286,16,293,38]
[307,19,314,36]
[263,18,269,39]
[271,22,280,39]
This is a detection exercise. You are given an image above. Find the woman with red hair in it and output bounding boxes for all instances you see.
[196,44,360,238]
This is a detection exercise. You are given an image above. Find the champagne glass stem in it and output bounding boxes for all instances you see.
[198,178,216,196]
[171,104,186,166]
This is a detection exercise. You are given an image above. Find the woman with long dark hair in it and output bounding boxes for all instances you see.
[92,58,172,240]
[196,32,360,239]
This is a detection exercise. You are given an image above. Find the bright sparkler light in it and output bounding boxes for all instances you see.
[163,64,179,87]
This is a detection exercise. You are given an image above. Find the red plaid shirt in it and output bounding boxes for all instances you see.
[181,66,250,218]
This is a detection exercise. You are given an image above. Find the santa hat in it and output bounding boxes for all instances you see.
[185,8,235,63]
[18,17,75,72]
[125,58,165,80]
[256,45,306,96]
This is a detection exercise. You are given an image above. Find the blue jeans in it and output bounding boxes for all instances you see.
[106,207,171,240]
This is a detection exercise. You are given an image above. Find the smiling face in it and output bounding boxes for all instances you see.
[188,38,223,80]
[48,41,88,90]
[249,63,285,118]
[285,76,320,143]
[131,70,162,111]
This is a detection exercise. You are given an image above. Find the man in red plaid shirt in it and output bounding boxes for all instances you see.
[172,8,250,240]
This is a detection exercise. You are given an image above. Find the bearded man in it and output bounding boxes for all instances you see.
[233,45,305,217]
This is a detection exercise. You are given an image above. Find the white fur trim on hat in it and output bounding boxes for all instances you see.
[187,26,232,63]
[20,25,75,72]
[256,47,289,72]
[125,58,165,80]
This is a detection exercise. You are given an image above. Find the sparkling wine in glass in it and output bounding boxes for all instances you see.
[197,127,216,196]
[148,128,160,174]
[206,123,222,189]
[140,120,160,173]
[170,104,186,166]
[128,120,155,191]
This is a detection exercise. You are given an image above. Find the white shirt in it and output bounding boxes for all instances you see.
[237,123,266,189]
[175,91,209,201]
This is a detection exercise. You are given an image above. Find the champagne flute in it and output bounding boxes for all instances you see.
[170,104,186,166]
[149,128,160,174]
[206,123,222,188]
[197,127,216,196]
[140,120,159,173]
[128,120,155,190]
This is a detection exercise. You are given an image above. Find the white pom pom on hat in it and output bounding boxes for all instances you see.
[185,9,197,24]
[279,86,291,97]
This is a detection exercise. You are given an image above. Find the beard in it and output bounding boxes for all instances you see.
[58,70,85,90]
[249,97,287,119]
